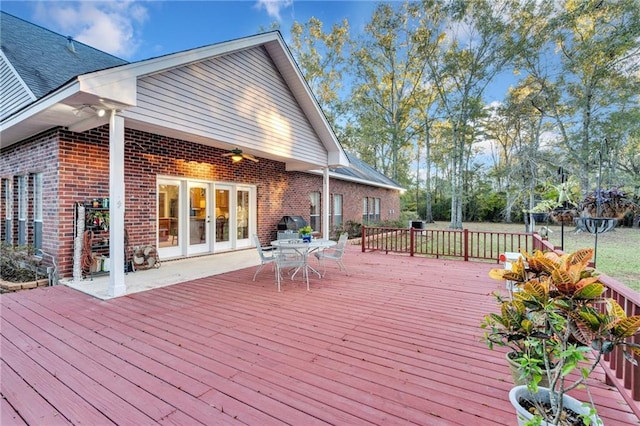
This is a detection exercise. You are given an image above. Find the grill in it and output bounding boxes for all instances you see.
[277,215,308,231]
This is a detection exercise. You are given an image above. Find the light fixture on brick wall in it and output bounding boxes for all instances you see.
[72,104,106,118]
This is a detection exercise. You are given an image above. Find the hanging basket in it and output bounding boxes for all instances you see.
[549,208,578,225]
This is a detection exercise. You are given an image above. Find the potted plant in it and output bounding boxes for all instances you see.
[580,186,636,220]
[86,210,109,231]
[486,248,640,425]
[298,225,313,242]
[481,293,557,387]
[526,200,560,223]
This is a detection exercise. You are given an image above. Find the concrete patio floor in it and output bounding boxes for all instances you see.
[62,249,261,300]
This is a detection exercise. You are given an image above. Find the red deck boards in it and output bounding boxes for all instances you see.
[1,249,638,425]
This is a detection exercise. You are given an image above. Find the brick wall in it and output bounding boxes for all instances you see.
[1,125,400,278]
[1,128,61,263]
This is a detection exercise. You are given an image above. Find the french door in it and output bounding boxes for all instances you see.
[188,182,209,255]
[157,178,255,259]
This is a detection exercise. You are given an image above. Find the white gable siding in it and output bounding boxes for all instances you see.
[132,46,327,165]
[0,51,35,120]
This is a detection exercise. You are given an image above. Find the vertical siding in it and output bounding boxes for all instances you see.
[133,46,327,165]
[0,52,35,120]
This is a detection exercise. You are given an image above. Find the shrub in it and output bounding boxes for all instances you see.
[0,243,47,282]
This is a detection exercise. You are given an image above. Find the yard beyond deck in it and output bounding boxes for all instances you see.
[1,250,638,425]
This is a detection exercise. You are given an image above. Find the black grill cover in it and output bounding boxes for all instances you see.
[277,215,308,231]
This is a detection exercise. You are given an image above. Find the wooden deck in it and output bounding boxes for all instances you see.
[2,249,638,425]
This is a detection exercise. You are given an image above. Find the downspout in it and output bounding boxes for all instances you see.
[108,110,126,297]
[323,167,330,239]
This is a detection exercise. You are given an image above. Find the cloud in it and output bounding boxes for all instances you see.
[254,0,292,21]
[33,1,148,59]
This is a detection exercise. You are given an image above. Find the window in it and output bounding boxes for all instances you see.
[3,179,13,243]
[362,198,368,224]
[333,194,343,229]
[309,191,320,232]
[362,197,380,224]
[33,173,43,249]
[18,175,27,245]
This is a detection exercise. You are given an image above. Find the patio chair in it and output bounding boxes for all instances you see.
[274,246,309,291]
[314,232,348,277]
[252,235,276,281]
[277,230,299,240]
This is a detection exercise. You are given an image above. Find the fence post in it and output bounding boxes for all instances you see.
[410,228,415,257]
[361,226,365,252]
[463,229,469,261]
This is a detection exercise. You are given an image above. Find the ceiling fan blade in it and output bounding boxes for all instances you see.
[243,153,259,162]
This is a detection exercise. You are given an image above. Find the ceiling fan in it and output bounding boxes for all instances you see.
[222,148,258,163]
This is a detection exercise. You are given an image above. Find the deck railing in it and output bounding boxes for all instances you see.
[599,274,640,415]
[361,225,640,416]
[360,226,534,262]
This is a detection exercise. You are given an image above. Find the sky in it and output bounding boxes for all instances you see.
[2,0,515,104]
[0,1,379,62]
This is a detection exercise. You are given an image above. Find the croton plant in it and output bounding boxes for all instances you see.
[484,248,640,424]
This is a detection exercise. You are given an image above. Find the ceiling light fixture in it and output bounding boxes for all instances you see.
[231,153,243,163]
[72,104,106,118]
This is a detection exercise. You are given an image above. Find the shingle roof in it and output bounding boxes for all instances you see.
[0,11,127,99]
[332,152,403,189]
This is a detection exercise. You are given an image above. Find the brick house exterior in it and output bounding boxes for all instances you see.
[2,127,400,278]
[0,13,402,293]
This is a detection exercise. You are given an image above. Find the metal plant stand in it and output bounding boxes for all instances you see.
[574,140,616,267]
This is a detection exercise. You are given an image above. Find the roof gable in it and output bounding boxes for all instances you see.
[131,45,327,166]
[0,16,355,172]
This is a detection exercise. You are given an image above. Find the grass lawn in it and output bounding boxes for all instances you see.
[426,221,640,292]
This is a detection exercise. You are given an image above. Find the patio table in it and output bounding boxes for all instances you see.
[270,238,336,279]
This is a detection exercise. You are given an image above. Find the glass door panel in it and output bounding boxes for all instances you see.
[215,186,231,250]
[158,180,182,259]
[188,183,209,255]
[237,190,249,240]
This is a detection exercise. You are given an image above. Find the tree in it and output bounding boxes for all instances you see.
[349,2,431,186]
[289,17,351,139]
[511,0,640,197]
[419,0,516,228]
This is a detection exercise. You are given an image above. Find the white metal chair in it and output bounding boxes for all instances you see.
[314,232,348,277]
[252,235,276,281]
[274,245,309,291]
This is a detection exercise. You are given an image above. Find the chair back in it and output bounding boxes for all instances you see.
[253,235,272,260]
[275,246,304,265]
[277,230,299,240]
[334,232,348,253]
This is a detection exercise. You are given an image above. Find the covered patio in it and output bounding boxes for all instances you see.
[1,249,637,425]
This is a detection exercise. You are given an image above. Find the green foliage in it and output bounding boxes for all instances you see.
[485,248,640,424]
[298,225,313,235]
[333,220,362,239]
[287,1,640,228]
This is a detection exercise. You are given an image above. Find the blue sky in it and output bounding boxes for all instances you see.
[2,0,514,106]
[1,1,379,61]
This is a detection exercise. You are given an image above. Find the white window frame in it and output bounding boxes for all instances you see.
[333,194,343,229]
[309,191,320,232]
[18,175,28,245]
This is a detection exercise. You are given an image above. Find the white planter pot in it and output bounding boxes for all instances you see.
[508,385,602,425]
